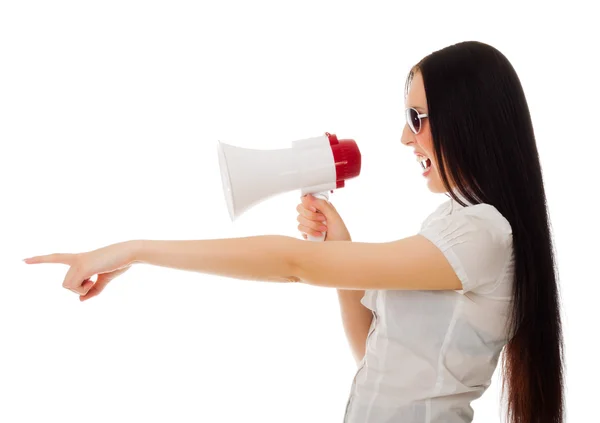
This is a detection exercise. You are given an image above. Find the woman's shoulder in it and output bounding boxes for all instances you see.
[418,199,514,295]
[456,202,513,236]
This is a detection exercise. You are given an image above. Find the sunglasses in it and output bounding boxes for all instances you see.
[405,107,428,134]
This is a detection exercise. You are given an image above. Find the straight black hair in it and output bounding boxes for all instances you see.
[405,41,565,423]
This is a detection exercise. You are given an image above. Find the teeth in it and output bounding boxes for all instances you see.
[416,155,430,170]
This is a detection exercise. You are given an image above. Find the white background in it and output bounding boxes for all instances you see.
[2,1,598,422]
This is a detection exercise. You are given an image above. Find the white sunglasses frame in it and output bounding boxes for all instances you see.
[405,107,428,134]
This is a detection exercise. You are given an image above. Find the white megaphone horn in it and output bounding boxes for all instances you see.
[217,132,361,242]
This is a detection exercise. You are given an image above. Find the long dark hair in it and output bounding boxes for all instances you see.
[405,41,565,423]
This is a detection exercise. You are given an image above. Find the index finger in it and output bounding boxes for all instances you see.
[301,195,318,212]
[23,253,75,265]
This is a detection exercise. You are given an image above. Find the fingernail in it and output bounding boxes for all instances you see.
[322,220,327,225]
[310,207,317,212]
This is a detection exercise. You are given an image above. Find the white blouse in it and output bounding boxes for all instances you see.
[343,195,515,423]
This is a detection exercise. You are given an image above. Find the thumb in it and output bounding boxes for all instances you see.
[80,278,95,294]
[79,273,111,301]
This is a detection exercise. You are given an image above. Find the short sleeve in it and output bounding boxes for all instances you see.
[418,204,513,295]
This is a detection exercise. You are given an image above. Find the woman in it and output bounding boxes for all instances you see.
[24,41,564,423]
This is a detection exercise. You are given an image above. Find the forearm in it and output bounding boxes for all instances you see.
[130,235,302,283]
[337,289,373,365]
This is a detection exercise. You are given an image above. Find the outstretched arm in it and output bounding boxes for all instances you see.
[23,233,463,300]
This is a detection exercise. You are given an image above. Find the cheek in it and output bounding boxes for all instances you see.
[416,133,434,158]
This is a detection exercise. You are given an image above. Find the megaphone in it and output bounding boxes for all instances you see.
[217,132,361,241]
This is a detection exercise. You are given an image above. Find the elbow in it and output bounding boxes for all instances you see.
[284,236,315,285]
[287,250,305,284]
[277,236,308,284]
[283,236,347,287]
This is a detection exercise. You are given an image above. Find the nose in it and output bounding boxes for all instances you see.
[400,123,414,146]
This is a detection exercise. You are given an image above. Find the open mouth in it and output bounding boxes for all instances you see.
[417,155,431,171]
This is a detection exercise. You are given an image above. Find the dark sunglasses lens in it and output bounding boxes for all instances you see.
[407,108,420,133]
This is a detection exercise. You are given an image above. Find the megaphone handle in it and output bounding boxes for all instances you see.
[306,190,330,242]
